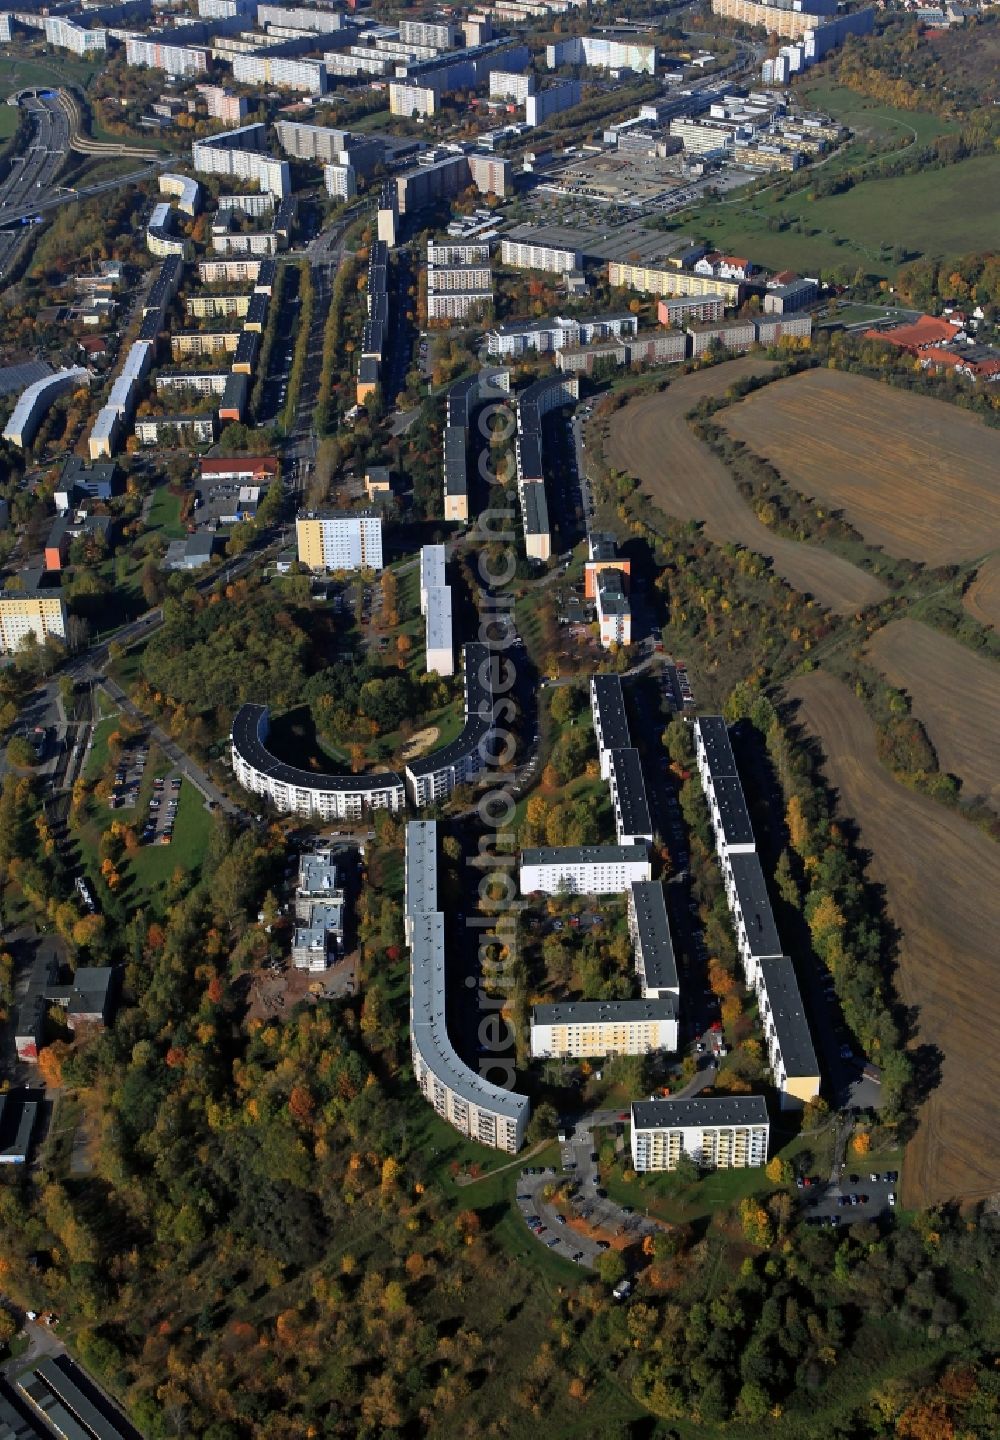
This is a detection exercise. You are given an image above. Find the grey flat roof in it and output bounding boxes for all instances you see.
[534,996,676,1025]
[406,642,493,779]
[22,1356,134,1440]
[221,371,248,406]
[521,479,549,537]
[632,1094,769,1130]
[231,704,403,795]
[521,843,648,866]
[425,585,452,650]
[405,820,438,916]
[410,910,529,1121]
[759,955,819,1079]
[504,219,691,266]
[0,360,51,399]
[610,748,653,838]
[234,330,259,364]
[0,1092,37,1165]
[591,673,632,750]
[728,851,783,957]
[696,714,738,778]
[712,774,754,849]
[516,432,543,483]
[630,880,678,992]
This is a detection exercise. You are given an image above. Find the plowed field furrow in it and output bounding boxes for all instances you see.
[866,618,1000,811]
[787,670,1000,1209]
[721,369,1000,565]
[963,554,1000,630]
[606,361,888,614]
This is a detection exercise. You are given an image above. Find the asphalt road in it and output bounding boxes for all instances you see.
[515,1109,661,1270]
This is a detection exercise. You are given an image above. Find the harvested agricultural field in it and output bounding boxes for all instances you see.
[787,669,1000,1209]
[721,369,1000,565]
[605,360,887,615]
[866,618,1000,811]
[963,554,1000,630]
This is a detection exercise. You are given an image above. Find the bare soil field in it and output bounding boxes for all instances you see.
[787,669,1000,1209]
[721,369,1000,565]
[399,725,440,762]
[866,618,1000,810]
[605,361,887,614]
[963,554,1000,630]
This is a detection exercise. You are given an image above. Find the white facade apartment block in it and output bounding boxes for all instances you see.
[490,68,534,102]
[399,18,460,48]
[501,237,581,274]
[191,127,291,198]
[390,82,438,118]
[547,35,656,75]
[427,291,491,321]
[296,512,384,572]
[0,594,67,653]
[427,241,491,266]
[407,822,529,1153]
[3,368,91,450]
[231,53,328,95]
[195,84,248,125]
[325,161,357,200]
[428,263,492,292]
[530,1000,678,1060]
[198,258,262,284]
[631,1097,769,1173]
[45,17,107,54]
[126,37,209,76]
[519,845,651,896]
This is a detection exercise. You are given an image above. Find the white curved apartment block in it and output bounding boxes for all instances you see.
[3,368,90,449]
[407,821,529,1152]
[231,704,405,819]
[159,172,202,216]
[147,202,189,259]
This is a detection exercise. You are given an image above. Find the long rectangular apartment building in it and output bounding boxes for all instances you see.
[758,955,821,1108]
[631,1096,769,1172]
[591,673,632,779]
[0,589,67,654]
[296,511,383,573]
[501,236,581,274]
[519,844,651,896]
[192,125,291,198]
[628,880,679,998]
[530,997,678,1060]
[608,746,653,847]
[609,261,743,303]
[693,715,820,1109]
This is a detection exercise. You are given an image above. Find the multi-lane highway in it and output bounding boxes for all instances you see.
[0,92,69,277]
[0,90,168,276]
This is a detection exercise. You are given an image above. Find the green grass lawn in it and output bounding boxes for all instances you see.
[0,53,99,99]
[127,780,213,898]
[667,83,994,278]
[0,106,18,141]
[83,716,119,783]
[798,81,957,147]
[675,151,999,279]
[604,1155,776,1226]
[77,739,212,914]
[146,484,185,541]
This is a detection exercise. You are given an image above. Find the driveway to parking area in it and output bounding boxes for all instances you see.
[515,1110,662,1269]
